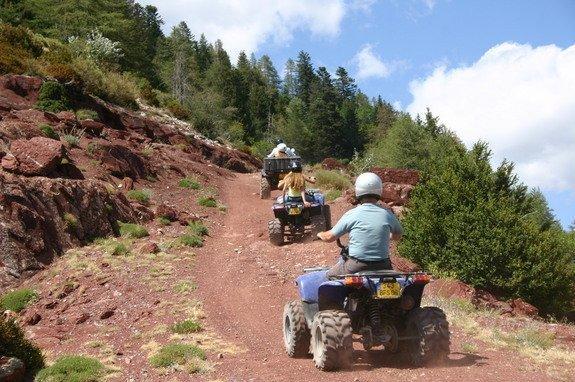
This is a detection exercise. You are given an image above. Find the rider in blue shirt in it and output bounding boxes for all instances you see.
[317,172,403,276]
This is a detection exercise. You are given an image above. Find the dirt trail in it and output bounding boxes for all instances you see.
[195,173,555,382]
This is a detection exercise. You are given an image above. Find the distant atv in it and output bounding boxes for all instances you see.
[268,191,331,246]
[282,240,450,371]
[260,157,302,199]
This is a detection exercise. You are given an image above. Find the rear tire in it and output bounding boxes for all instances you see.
[322,204,332,230]
[309,214,325,237]
[405,307,450,366]
[311,310,353,371]
[283,300,311,358]
[268,219,284,246]
[260,177,271,199]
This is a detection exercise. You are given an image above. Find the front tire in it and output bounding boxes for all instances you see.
[309,214,325,237]
[322,204,332,230]
[268,219,284,246]
[405,307,450,366]
[311,310,353,371]
[283,300,311,358]
[260,177,271,199]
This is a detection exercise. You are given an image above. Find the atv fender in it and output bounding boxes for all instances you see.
[296,271,328,303]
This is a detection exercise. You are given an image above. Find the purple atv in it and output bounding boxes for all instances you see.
[282,240,450,370]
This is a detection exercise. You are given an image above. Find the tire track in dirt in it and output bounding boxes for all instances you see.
[195,173,556,382]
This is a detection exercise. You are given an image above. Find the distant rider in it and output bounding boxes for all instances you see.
[278,164,311,207]
[268,140,297,158]
[317,172,403,276]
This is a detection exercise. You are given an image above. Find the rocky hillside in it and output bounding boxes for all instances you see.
[0,74,260,289]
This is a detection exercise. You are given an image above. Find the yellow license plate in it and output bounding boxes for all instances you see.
[288,207,301,215]
[375,281,401,299]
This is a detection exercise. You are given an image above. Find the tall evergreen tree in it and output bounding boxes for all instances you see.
[283,58,297,97]
[295,51,315,107]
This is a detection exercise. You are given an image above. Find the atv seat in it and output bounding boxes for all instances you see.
[329,270,407,279]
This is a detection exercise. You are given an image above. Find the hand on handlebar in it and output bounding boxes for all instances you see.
[304,201,311,208]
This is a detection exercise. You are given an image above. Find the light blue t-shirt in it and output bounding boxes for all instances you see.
[330,203,403,262]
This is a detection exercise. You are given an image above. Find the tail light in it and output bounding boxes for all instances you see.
[412,273,431,285]
[344,276,364,288]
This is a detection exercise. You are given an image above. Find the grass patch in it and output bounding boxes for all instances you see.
[75,109,99,121]
[493,328,556,350]
[111,242,130,256]
[0,319,45,373]
[171,319,202,334]
[179,234,203,248]
[63,212,79,230]
[39,124,59,140]
[157,217,171,226]
[141,145,154,157]
[0,289,38,312]
[197,196,217,208]
[174,281,196,294]
[179,177,201,190]
[187,221,208,237]
[126,189,152,205]
[62,134,80,147]
[118,221,149,239]
[325,189,342,201]
[36,355,106,382]
[314,169,352,191]
[460,342,478,353]
[86,142,101,156]
[149,343,206,372]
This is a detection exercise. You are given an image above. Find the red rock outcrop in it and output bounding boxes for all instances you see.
[1,137,66,176]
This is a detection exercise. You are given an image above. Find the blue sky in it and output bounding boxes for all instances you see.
[143,0,575,228]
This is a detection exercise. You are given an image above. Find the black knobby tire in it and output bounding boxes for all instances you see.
[309,214,325,237]
[311,310,353,371]
[322,204,332,230]
[268,219,284,246]
[405,307,450,366]
[283,300,311,358]
[260,177,271,199]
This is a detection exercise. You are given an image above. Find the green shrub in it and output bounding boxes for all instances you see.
[179,177,201,189]
[171,319,202,334]
[325,189,342,201]
[0,289,38,312]
[111,242,130,256]
[75,109,99,121]
[63,213,78,230]
[179,234,203,248]
[62,134,80,147]
[126,189,151,205]
[149,343,205,369]
[399,142,575,315]
[0,319,45,373]
[39,124,59,140]
[36,81,70,113]
[314,170,351,191]
[251,140,274,159]
[118,221,149,239]
[87,142,101,156]
[187,221,208,237]
[197,196,217,208]
[157,217,171,226]
[36,355,105,382]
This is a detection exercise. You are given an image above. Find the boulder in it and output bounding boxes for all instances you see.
[22,311,42,326]
[321,157,347,171]
[0,74,42,113]
[0,356,25,382]
[1,137,65,176]
[80,119,106,136]
[371,167,420,186]
[156,203,177,221]
[509,298,539,318]
[139,242,160,254]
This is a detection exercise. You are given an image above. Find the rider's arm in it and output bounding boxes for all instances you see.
[389,211,403,241]
[317,211,352,242]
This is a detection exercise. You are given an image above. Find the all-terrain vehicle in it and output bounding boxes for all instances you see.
[260,157,302,199]
[268,190,331,246]
[282,240,450,371]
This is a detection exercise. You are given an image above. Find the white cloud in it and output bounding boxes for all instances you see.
[421,0,437,10]
[139,0,348,60]
[407,42,575,191]
[353,44,403,80]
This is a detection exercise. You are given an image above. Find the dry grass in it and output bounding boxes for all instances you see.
[424,296,575,367]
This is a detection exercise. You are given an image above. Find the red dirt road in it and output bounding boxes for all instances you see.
[195,173,556,382]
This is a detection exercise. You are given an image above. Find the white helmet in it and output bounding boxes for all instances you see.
[355,172,382,198]
[277,143,287,152]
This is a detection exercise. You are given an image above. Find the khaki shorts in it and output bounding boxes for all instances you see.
[326,257,392,277]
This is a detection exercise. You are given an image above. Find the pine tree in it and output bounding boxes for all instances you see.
[334,67,357,100]
[295,51,315,107]
[283,58,297,97]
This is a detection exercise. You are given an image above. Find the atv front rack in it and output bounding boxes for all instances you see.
[329,270,428,280]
